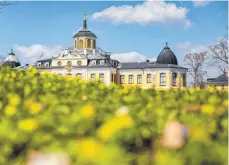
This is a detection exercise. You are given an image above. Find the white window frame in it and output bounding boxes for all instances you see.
[91,74,95,82]
[160,73,166,86]
[172,73,177,86]
[120,75,125,84]
[128,75,134,84]
[99,73,104,83]
[147,74,152,83]
[137,75,142,84]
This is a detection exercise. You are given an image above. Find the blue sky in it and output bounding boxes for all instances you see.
[0,1,227,78]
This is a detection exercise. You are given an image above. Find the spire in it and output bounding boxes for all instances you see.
[164,42,169,49]
[83,12,87,30]
[9,49,15,55]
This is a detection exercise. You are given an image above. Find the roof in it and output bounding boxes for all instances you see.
[73,30,97,38]
[118,62,187,70]
[207,74,228,84]
[156,42,178,65]
[37,58,53,62]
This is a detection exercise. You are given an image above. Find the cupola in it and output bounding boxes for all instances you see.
[156,42,178,65]
[73,12,96,50]
[3,49,21,68]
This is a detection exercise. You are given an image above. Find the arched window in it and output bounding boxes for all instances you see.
[92,40,96,49]
[87,39,91,48]
[74,40,77,48]
[57,61,61,66]
[77,61,82,66]
[67,61,72,66]
[78,39,83,49]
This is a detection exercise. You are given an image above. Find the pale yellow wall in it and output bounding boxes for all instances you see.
[116,70,187,89]
[116,71,154,88]
[52,59,87,67]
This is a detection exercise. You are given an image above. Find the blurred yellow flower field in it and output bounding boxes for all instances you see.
[0,66,228,165]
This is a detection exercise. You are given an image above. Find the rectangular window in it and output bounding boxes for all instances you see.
[128,75,134,84]
[99,73,104,83]
[137,75,142,84]
[111,73,113,82]
[91,74,95,82]
[114,74,116,83]
[172,73,177,86]
[160,73,166,86]
[120,75,125,84]
[183,74,186,87]
[146,74,152,83]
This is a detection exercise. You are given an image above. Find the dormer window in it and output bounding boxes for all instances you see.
[92,60,96,65]
[100,60,104,65]
[37,63,41,67]
[67,61,72,66]
[57,61,62,66]
[77,61,82,66]
[45,63,49,67]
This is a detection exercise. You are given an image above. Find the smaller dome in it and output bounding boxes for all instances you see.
[156,42,178,65]
[3,49,21,68]
[73,30,96,38]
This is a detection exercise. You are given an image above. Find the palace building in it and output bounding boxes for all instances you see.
[35,13,188,89]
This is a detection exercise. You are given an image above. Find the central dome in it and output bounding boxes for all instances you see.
[156,42,178,65]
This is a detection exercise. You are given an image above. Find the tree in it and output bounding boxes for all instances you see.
[208,37,228,76]
[184,52,208,88]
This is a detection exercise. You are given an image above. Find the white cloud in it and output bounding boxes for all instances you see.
[177,41,192,49]
[111,51,156,63]
[192,0,210,7]
[92,0,191,28]
[176,41,208,53]
[14,44,63,65]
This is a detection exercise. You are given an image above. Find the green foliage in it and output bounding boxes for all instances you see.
[0,66,228,165]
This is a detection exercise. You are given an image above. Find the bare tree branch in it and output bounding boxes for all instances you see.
[208,31,228,76]
[184,52,208,88]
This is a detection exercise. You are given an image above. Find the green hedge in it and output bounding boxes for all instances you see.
[0,66,228,165]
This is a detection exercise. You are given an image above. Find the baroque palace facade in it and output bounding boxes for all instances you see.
[4,13,187,89]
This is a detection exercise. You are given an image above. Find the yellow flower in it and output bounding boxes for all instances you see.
[0,101,2,110]
[99,83,105,89]
[223,100,228,107]
[189,126,209,142]
[29,102,42,114]
[11,72,16,78]
[76,138,103,160]
[80,104,95,119]
[4,105,16,117]
[18,119,38,132]
[201,104,215,115]
[98,115,134,141]
[9,94,21,106]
